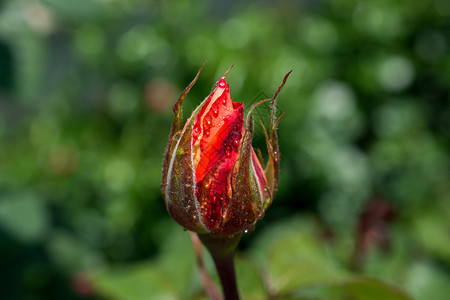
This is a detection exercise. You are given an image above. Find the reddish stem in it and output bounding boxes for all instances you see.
[211,253,240,300]
[198,233,242,300]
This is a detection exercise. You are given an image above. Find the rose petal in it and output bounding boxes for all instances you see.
[195,103,244,183]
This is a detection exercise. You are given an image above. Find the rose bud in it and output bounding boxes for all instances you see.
[162,66,291,237]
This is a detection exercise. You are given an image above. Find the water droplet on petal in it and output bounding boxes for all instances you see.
[203,115,212,129]
[194,123,201,135]
[204,129,210,137]
[225,146,232,157]
[218,77,226,88]
[230,131,242,149]
[212,104,219,117]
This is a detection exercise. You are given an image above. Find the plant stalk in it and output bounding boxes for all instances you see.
[212,253,240,300]
[198,233,242,300]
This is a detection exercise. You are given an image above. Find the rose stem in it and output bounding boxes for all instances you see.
[189,232,221,300]
[211,253,240,300]
[198,233,242,300]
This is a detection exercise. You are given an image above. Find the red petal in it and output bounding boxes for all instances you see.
[192,77,246,231]
[195,103,244,182]
[196,159,234,231]
[192,77,233,146]
[195,104,244,231]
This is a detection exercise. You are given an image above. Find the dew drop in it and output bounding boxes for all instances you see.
[273,151,281,161]
[218,77,226,88]
[204,129,210,137]
[212,104,219,117]
[230,131,242,149]
[194,123,201,135]
[244,225,255,234]
[225,146,232,157]
[204,115,212,127]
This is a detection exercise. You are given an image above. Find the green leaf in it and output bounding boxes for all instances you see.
[235,256,268,300]
[90,224,203,300]
[251,216,347,294]
[275,274,413,300]
[323,277,412,300]
[404,261,450,300]
[252,216,413,300]
[93,262,176,300]
[412,208,450,263]
[267,232,346,293]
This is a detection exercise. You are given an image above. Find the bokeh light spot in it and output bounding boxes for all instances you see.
[104,158,135,193]
[219,18,251,49]
[74,23,105,61]
[377,55,414,92]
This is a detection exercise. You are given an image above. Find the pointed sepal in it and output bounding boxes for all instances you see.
[264,71,292,197]
[220,100,271,237]
[164,103,209,233]
[162,64,204,198]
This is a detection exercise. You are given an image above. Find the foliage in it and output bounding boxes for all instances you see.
[0,0,449,299]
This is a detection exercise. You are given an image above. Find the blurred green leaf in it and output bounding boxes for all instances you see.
[46,230,105,271]
[321,277,412,300]
[277,277,412,300]
[412,208,450,263]
[93,262,177,300]
[235,256,267,300]
[404,261,450,300]
[267,231,346,293]
[91,224,202,300]
[0,193,49,243]
[251,216,412,300]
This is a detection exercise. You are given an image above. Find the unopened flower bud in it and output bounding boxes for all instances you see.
[162,66,291,237]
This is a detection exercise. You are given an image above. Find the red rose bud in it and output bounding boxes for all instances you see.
[162,66,291,237]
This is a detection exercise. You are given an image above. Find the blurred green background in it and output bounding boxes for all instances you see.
[0,0,449,299]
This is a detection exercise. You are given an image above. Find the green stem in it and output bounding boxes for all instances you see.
[198,233,242,300]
